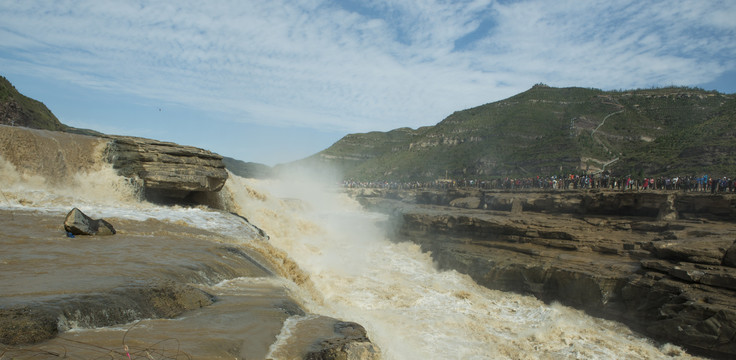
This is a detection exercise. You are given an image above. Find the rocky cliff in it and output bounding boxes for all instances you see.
[1,75,229,204]
[104,135,228,203]
[350,187,736,359]
[0,125,228,205]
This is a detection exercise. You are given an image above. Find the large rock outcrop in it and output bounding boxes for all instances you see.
[0,126,229,205]
[352,188,736,359]
[104,135,228,202]
[64,207,116,236]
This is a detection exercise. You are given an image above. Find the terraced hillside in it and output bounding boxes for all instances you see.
[301,84,735,180]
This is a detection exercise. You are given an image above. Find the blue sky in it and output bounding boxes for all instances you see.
[1,0,735,165]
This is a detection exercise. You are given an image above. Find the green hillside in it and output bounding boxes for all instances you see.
[304,84,735,181]
[223,156,274,179]
[0,76,66,131]
[4,73,733,181]
[1,76,105,136]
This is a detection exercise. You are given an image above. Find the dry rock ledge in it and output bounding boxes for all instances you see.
[104,135,228,203]
[349,187,736,359]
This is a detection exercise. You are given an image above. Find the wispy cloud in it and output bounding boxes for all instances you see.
[1,0,734,133]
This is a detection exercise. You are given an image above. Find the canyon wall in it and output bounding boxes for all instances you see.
[350,188,736,359]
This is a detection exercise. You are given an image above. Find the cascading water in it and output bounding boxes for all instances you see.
[0,126,702,359]
[224,172,700,360]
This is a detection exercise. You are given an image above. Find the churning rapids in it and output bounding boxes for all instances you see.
[0,140,701,359]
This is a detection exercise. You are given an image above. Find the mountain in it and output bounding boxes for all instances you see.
[302,84,736,181]
[222,156,273,179]
[5,74,733,180]
[1,76,66,131]
[0,76,102,136]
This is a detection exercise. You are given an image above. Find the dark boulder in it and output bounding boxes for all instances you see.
[305,321,380,360]
[63,208,116,236]
[724,240,736,267]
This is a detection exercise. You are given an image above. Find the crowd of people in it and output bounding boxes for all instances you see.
[343,174,736,193]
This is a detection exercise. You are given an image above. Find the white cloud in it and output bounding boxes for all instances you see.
[1,0,734,135]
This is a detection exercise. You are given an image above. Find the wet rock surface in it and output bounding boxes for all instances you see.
[0,281,213,345]
[305,321,380,360]
[0,306,58,346]
[270,316,380,360]
[1,209,379,359]
[0,210,273,346]
[63,207,116,236]
[351,188,736,359]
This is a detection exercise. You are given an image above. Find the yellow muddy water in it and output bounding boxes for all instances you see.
[0,126,705,359]
[0,208,300,359]
[226,174,704,360]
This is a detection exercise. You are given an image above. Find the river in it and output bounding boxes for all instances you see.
[0,143,701,359]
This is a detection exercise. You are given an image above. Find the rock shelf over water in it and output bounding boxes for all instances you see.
[104,134,229,202]
[0,125,229,205]
[350,187,736,359]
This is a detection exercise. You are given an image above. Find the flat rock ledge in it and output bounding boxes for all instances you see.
[104,135,228,203]
[351,188,736,359]
[0,281,214,345]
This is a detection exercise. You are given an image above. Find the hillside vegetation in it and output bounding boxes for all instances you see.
[0,76,65,131]
[300,84,735,181]
[1,76,102,136]
[4,74,733,180]
[222,156,273,179]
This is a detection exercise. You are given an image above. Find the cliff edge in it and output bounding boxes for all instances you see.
[104,135,228,203]
[351,187,736,359]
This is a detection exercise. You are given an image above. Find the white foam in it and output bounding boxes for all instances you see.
[1,155,268,242]
[229,175,700,360]
[1,150,701,359]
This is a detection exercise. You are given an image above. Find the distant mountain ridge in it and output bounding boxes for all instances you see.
[302,84,736,180]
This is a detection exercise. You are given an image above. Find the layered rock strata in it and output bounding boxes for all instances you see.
[350,188,736,359]
[104,135,228,202]
[0,126,229,205]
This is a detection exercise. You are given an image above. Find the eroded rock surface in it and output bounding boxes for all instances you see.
[0,281,213,345]
[305,321,380,360]
[270,316,380,360]
[104,135,228,202]
[0,126,229,205]
[351,188,736,359]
